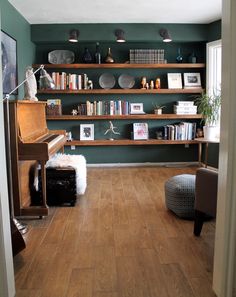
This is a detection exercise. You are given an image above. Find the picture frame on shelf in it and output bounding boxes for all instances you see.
[183,72,201,88]
[1,30,18,94]
[130,103,145,114]
[167,73,182,89]
[80,124,94,141]
[133,122,149,140]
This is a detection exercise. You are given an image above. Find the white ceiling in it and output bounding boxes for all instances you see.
[9,0,222,24]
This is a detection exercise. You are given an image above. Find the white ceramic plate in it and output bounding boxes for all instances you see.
[99,73,116,89]
[118,74,135,89]
[48,50,75,64]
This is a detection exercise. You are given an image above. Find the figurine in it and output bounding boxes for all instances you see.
[104,121,120,140]
[24,67,38,101]
[71,109,78,115]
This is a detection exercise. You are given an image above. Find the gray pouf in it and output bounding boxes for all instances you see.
[165,174,196,219]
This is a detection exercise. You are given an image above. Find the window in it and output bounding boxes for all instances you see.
[207,39,222,96]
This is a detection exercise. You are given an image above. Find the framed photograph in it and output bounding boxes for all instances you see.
[1,30,18,94]
[133,122,149,140]
[130,103,145,114]
[184,73,201,88]
[80,124,94,140]
[167,73,182,89]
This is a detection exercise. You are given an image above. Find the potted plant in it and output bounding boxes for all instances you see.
[153,103,166,115]
[195,91,221,140]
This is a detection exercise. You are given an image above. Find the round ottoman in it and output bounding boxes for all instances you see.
[165,174,196,219]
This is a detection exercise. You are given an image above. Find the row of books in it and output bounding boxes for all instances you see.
[129,49,166,64]
[78,100,130,116]
[174,101,198,115]
[163,122,197,140]
[50,72,91,90]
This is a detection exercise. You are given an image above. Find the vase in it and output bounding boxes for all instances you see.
[105,47,114,63]
[176,48,183,63]
[82,48,93,63]
[94,42,101,64]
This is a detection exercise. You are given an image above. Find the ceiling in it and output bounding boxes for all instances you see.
[9,0,222,25]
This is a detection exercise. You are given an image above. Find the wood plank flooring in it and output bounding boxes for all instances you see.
[14,166,216,297]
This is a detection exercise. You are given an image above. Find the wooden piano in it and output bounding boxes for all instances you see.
[7,100,67,217]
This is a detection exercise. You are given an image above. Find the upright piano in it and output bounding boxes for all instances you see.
[7,100,67,217]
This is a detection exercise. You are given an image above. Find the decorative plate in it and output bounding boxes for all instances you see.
[118,74,135,89]
[99,73,116,89]
[48,50,75,64]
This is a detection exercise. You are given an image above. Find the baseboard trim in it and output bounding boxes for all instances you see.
[87,161,199,168]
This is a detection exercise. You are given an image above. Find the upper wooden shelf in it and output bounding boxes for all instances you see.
[33,63,205,69]
[47,114,202,121]
[38,88,203,95]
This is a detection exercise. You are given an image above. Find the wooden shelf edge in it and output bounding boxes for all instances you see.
[65,139,199,146]
[38,88,203,94]
[33,63,205,69]
[47,114,202,120]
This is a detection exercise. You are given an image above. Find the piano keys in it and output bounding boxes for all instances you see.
[6,100,67,217]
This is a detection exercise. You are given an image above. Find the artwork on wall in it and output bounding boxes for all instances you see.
[184,73,201,88]
[80,124,94,141]
[1,30,17,94]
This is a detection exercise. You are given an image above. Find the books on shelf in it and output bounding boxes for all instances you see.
[133,123,149,140]
[174,101,197,114]
[78,100,130,116]
[163,122,197,140]
[50,72,90,90]
[129,49,165,64]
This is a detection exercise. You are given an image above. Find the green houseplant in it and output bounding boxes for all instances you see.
[195,91,221,140]
[152,103,166,115]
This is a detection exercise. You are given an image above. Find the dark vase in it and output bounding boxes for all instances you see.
[94,42,101,64]
[176,48,183,63]
[82,48,93,63]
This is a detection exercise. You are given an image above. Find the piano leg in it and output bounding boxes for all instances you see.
[40,161,49,211]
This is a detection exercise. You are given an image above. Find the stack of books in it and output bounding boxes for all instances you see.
[174,101,198,115]
[129,49,165,64]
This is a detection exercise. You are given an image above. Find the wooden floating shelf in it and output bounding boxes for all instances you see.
[33,63,205,69]
[38,88,203,95]
[47,114,202,121]
[65,139,199,146]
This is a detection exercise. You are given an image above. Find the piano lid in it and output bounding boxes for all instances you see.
[16,100,48,143]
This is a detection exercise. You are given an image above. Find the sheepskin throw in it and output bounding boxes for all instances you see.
[46,153,87,195]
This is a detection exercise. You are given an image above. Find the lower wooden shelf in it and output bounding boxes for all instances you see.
[65,139,199,146]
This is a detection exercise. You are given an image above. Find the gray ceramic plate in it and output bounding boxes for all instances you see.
[99,73,116,89]
[118,74,135,89]
[48,50,75,64]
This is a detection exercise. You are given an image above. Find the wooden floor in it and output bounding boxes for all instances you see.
[14,166,216,297]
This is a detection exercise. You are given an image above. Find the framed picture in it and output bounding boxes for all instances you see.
[133,122,149,140]
[130,103,145,114]
[1,30,18,94]
[167,73,182,89]
[184,73,201,88]
[80,124,94,140]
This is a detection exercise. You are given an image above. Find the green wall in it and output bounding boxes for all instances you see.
[1,0,35,99]
[31,22,221,164]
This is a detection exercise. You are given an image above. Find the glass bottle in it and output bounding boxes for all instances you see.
[176,48,183,63]
[189,51,197,63]
[105,47,114,63]
[82,48,92,63]
[94,42,101,64]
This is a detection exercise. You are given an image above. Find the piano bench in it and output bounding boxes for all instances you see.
[36,167,77,206]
